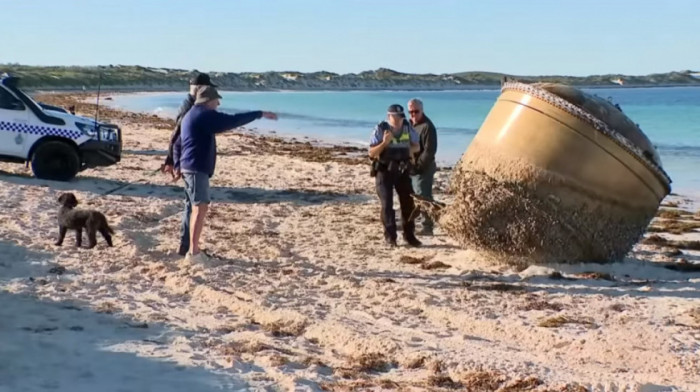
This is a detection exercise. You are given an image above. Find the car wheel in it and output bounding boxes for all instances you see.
[31,141,80,181]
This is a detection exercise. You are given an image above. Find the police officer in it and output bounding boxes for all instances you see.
[369,104,422,248]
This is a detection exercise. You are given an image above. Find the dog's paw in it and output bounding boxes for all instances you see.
[54,242,62,246]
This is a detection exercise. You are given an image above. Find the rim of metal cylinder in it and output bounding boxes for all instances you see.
[500,81,672,191]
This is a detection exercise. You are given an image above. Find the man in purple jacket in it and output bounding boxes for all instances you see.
[162,73,216,256]
[173,86,277,263]
[162,73,217,179]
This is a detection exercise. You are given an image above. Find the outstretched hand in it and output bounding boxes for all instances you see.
[261,111,278,120]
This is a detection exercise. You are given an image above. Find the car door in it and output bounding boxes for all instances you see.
[0,87,29,156]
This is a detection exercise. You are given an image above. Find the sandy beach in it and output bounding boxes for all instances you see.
[1,94,699,392]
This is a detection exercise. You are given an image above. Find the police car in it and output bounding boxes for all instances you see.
[0,74,121,181]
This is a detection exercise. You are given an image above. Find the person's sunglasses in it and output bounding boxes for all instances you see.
[408,110,421,114]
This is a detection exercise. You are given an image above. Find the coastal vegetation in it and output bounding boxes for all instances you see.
[2,64,699,91]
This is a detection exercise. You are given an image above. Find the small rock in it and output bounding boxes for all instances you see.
[48,266,67,275]
[103,264,123,274]
[422,261,451,270]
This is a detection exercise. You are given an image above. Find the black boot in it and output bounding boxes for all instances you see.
[403,233,422,247]
[402,217,421,247]
[177,243,189,256]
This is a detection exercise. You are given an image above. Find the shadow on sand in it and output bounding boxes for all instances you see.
[0,239,274,391]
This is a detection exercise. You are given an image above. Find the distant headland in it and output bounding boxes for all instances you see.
[2,64,699,92]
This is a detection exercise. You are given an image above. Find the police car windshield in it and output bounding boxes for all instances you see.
[20,90,40,107]
[2,78,68,126]
[5,83,38,106]
[19,91,59,115]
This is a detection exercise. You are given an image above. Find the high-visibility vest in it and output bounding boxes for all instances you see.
[380,124,411,163]
[389,129,411,146]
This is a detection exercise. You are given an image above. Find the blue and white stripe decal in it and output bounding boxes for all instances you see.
[0,121,81,139]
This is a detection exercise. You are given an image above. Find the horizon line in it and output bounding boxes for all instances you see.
[2,62,698,79]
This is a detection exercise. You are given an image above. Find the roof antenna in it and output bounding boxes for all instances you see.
[94,68,102,127]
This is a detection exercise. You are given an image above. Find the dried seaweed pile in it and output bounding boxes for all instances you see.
[434,165,654,266]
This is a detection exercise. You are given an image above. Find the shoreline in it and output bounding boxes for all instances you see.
[0,92,698,390]
[28,83,700,95]
[28,91,700,200]
[34,92,456,170]
[88,89,700,195]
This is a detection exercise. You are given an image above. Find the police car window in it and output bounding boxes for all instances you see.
[0,88,25,110]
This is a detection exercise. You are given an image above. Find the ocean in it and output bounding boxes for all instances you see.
[106,87,700,194]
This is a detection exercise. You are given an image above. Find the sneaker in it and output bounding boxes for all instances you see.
[185,251,211,264]
[187,251,227,267]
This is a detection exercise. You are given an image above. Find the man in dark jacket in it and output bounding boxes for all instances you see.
[407,98,438,235]
[161,73,217,256]
[173,85,277,264]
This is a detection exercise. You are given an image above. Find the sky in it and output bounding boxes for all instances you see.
[2,0,698,76]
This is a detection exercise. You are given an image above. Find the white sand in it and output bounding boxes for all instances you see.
[0,117,699,391]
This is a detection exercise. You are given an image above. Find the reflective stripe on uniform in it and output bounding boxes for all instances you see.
[388,128,411,149]
[391,131,410,144]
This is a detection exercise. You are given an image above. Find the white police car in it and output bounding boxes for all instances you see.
[0,74,121,181]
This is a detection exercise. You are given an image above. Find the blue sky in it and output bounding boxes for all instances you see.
[2,0,698,76]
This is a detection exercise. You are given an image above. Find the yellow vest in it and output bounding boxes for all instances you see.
[381,126,411,163]
[390,130,411,146]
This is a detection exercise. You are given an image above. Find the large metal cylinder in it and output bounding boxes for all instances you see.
[439,82,672,265]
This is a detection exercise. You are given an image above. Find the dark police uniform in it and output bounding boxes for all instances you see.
[370,105,422,247]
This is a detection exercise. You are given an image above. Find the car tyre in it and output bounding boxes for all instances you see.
[31,140,80,181]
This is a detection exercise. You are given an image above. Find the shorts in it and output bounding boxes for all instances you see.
[183,171,211,205]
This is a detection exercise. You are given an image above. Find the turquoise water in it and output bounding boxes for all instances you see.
[107,87,700,194]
